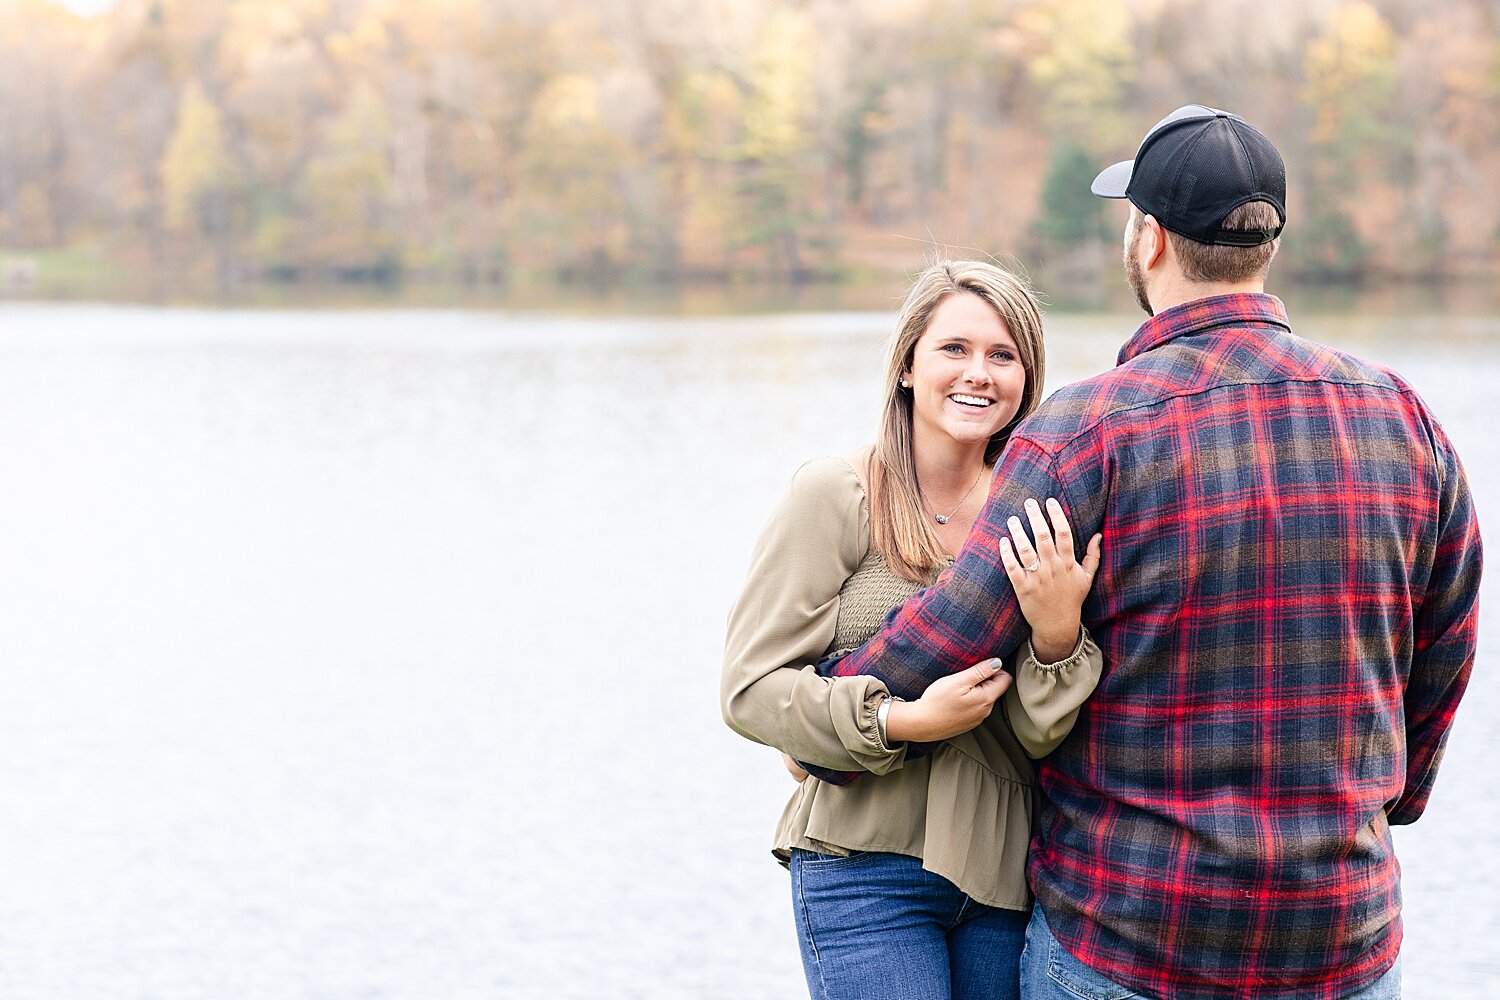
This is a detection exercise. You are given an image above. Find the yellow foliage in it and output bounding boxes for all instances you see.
[515,70,633,267]
[327,11,391,71]
[0,0,1495,282]
[301,82,396,263]
[160,82,234,231]
[741,8,815,163]
[530,74,603,134]
[1304,1,1396,145]
[221,0,307,66]
[305,83,393,204]
[1015,0,1134,133]
[665,70,743,160]
[677,159,735,272]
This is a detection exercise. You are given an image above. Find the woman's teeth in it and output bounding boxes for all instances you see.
[950,394,993,407]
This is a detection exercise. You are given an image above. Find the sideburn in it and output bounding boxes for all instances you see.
[1125,224,1154,317]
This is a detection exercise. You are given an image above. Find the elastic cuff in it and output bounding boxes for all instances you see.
[1026,627,1093,671]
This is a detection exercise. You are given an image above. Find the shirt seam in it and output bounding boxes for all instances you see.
[1011,370,1419,470]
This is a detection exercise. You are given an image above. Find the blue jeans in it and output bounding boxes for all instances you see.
[1019,903,1402,1000]
[790,849,1028,1000]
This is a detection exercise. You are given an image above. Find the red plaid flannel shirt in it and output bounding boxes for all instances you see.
[821,294,1482,998]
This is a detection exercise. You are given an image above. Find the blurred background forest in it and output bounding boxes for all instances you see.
[1,0,1497,297]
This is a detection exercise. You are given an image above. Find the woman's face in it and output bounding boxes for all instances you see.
[902,291,1027,451]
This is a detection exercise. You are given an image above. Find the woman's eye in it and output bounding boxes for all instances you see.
[942,344,965,354]
[992,350,1017,363]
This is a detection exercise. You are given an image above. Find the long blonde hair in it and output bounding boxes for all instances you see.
[869,260,1047,582]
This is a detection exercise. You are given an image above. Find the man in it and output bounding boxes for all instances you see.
[819,106,1482,998]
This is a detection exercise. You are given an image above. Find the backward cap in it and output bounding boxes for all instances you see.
[1092,105,1286,246]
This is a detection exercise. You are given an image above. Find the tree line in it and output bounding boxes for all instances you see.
[0,0,1496,289]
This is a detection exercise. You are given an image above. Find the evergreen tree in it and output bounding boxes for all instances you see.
[1033,140,1108,246]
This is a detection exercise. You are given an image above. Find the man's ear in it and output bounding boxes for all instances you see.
[1139,215,1168,270]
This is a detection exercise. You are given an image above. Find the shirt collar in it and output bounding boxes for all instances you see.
[1116,292,1292,366]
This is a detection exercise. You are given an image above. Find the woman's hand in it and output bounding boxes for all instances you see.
[998,497,1103,664]
[781,753,810,782]
[884,659,1012,743]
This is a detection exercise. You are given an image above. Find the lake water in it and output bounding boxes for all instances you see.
[0,301,1495,998]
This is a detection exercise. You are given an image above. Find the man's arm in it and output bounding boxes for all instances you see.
[1388,427,1483,825]
[824,438,1086,700]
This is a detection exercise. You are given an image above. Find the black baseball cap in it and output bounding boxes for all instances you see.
[1091,105,1286,246]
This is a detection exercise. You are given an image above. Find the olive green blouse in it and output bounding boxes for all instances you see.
[722,456,1102,910]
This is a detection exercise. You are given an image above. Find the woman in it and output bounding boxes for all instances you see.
[721,260,1103,1000]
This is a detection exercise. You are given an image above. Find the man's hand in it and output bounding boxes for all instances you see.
[884,658,1011,743]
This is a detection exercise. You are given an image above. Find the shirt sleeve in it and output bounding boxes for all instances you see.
[1387,424,1483,825]
[1004,628,1104,758]
[721,458,909,774]
[824,437,1091,701]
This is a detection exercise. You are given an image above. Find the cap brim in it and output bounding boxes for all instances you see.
[1091,159,1134,198]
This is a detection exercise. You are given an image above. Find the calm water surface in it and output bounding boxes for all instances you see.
[0,302,1495,998]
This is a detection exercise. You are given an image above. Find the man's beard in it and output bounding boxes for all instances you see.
[1124,225,1154,316]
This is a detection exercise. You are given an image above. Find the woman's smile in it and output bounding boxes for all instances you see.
[948,392,996,409]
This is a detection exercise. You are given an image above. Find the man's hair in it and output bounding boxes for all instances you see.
[1162,201,1281,283]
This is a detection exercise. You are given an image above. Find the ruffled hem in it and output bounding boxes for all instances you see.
[922,743,1035,909]
[769,742,1035,910]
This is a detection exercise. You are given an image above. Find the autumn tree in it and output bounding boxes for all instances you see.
[1015,0,1135,146]
[733,6,821,278]
[1,0,1498,288]
[0,0,87,248]
[1295,1,1398,278]
[299,81,398,278]
[160,81,237,278]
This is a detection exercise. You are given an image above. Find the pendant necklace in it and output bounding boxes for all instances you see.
[929,466,986,525]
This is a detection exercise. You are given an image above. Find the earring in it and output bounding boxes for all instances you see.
[900,379,911,389]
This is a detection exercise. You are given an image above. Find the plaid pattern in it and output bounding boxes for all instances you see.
[817,294,1482,998]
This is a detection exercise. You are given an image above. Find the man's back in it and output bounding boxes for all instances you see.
[1013,293,1480,997]
[822,105,1482,999]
